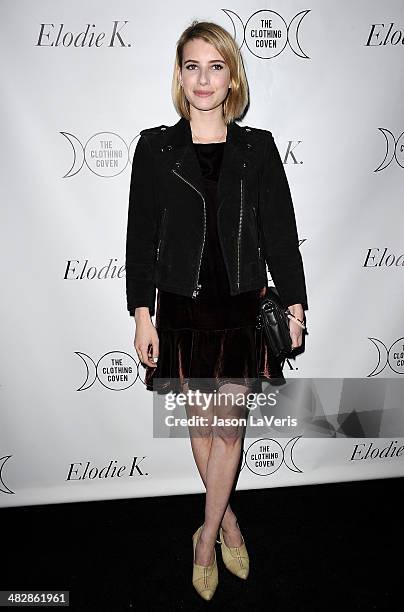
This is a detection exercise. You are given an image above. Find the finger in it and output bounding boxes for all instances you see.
[144,343,158,368]
[136,344,150,365]
[135,346,144,363]
[138,344,151,367]
[141,343,158,368]
[150,339,159,368]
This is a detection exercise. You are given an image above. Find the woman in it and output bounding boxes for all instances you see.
[125,20,308,600]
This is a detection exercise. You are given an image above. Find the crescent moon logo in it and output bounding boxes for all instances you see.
[0,455,14,495]
[368,337,404,376]
[375,128,397,172]
[368,338,389,377]
[283,437,304,472]
[222,9,310,59]
[76,351,138,391]
[61,132,85,178]
[375,128,404,172]
[76,352,97,390]
[61,131,130,178]
[287,11,311,59]
[244,437,303,476]
[221,10,245,47]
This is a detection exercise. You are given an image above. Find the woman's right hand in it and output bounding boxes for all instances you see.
[134,307,159,368]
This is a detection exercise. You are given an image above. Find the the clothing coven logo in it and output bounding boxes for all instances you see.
[368,337,404,377]
[75,351,144,391]
[61,132,138,178]
[242,437,303,476]
[223,9,310,59]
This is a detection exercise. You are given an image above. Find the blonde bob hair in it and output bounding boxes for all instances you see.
[172,20,249,124]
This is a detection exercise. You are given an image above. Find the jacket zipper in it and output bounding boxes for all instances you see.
[171,168,206,297]
[156,207,167,262]
[252,205,261,260]
[236,178,244,290]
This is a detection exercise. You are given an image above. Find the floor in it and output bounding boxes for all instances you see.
[1,476,401,610]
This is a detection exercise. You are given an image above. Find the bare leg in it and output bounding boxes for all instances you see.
[189,435,240,535]
[184,381,245,533]
[185,382,249,565]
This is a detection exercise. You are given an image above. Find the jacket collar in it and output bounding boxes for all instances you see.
[167,115,243,147]
[160,116,254,209]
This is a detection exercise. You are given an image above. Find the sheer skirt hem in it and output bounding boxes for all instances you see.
[144,324,285,395]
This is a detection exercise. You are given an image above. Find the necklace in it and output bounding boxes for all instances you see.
[192,127,227,144]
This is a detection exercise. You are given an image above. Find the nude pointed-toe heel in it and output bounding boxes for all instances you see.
[219,525,249,580]
[192,525,219,600]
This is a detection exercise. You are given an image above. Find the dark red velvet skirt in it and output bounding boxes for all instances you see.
[144,287,285,394]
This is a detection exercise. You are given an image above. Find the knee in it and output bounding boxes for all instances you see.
[213,430,243,448]
[189,425,214,440]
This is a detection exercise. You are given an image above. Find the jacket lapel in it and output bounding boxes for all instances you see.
[160,116,249,211]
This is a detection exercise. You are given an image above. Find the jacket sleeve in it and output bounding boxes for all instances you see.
[125,133,158,317]
[259,131,308,310]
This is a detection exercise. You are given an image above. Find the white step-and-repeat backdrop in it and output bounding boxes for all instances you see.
[1,1,404,508]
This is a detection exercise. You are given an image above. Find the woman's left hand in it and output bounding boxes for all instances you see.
[287,303,305,349]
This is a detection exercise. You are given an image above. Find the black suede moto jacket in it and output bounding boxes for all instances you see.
[125,116,308,317]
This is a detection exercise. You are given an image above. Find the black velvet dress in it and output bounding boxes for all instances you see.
[144,141,284,394]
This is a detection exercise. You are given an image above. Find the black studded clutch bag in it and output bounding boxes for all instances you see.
[256,286,293,359]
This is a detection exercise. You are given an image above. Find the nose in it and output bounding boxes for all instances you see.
[198,68,209,85]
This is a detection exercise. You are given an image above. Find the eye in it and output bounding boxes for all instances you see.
[184,63,225,70]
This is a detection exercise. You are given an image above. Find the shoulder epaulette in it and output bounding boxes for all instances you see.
[140,124,168,135]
